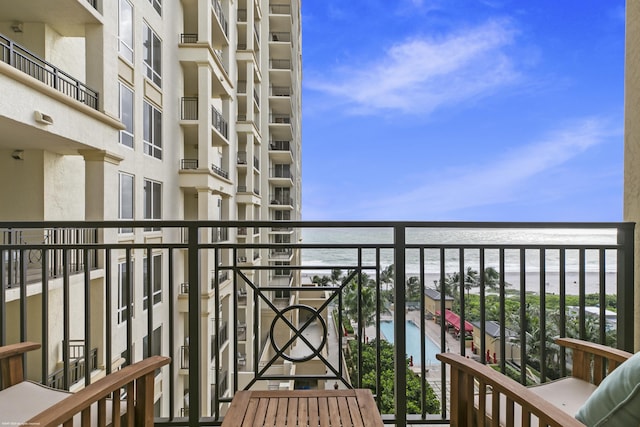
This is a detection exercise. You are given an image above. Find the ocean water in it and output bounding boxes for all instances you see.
[300,227,620,294]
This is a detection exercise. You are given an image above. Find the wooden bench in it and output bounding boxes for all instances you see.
[221,389,384,427]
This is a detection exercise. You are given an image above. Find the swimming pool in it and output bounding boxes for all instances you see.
[379,320,441,366]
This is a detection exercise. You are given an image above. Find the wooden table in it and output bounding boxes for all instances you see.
[221,389,385,427]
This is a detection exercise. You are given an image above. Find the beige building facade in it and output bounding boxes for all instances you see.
[0,0,303,417]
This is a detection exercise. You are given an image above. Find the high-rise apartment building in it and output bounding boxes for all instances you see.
[0,0,302,417]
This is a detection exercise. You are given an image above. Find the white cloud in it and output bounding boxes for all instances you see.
[359,118,616,218]
[307,19,521,115]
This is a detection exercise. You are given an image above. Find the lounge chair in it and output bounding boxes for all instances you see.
[437,338,635,427]
[0,341,170,426]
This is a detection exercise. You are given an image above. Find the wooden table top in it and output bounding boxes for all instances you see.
[221,389,385,427]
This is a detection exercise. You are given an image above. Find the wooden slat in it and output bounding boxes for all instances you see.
[251,398,268,427]
[241,395,259,427]
[328,396,341,426]
[223,389,383,427]
[298,396,308,426]
[308,395,319,426]
[337,395,353,427]
[318,396,330,427]
[286,397,297,426]
[346,396,364,427]
[354,389,384,427]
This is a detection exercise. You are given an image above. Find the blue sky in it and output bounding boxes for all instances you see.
[300,0,625,221]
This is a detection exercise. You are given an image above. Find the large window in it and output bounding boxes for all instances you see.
[117,261,133,324]
[143,101,162,159]
[144,179,161,231]
[119,173,134,234]
[119,0,134,62]
[148,0,161,15]
[119,83,134,148]
[143,24,162,87]
[143,254,162,310]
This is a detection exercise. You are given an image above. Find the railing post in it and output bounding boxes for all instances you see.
[393,225,407,427]
[187,224,201,426]
[617,223,635,352]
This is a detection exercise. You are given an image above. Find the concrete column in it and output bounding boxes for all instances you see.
[198,0,213,46]
[198,64,212,168]
[624,0,640,351]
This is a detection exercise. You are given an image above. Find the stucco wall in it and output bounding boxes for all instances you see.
[624,0,640,351]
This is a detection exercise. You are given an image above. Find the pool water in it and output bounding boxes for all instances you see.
[379,320,441,366]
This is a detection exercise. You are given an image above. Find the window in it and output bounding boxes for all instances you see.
[275,289,290,299]
[119,0,134,62]
[143,254,162,309]
[274,261,290,277]
[117,261,133,324]
[148,0,161,15]
[143,24,162,87]
[119,83,134,148]
[143,101,162,159]
[143,326,162,376]
[144,179,161,231]
[119,173,134,234]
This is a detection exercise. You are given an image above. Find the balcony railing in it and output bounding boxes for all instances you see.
[270,4,291,15]
[270,86,291,96]
[0,221,634,426]
[269,195,294,206]
[211,164,229,179]
[212,0,229,37]
[270,59,291,70]
[181,97,198,120]
[0,34,99,110]
[212,107,228,139]
[180,33,198,44]
[270,32,291,43]
[47,342,98,390]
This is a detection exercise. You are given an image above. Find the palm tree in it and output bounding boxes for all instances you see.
[330,268,343,285]
[406,276,421,302]
[342,272,377,342]
[380,264,394,291]
[482,267,501,291]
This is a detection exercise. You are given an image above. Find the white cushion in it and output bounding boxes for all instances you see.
[0,381,124,426]
[478,377,597,427]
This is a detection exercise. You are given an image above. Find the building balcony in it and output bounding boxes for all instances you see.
[0,220,634,426]
[0,0,102,37]
[0,34,98,110]
[268,195,294,208]
[269,140,295,163]
[211,0,229,39]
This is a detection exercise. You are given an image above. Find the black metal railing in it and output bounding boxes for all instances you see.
[212,0,229,37]
[47,345,98,390]
[2,227,98,288]
[211,164,229,179]
[0,221,634,427]
[212,107,228,139]
[181,97,198,120]
[0,34,99,109]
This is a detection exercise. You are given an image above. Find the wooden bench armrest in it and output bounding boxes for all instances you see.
[0,341,41,388]
[437,353,583,427]
[556,338,632,383]
[26,355,170,427]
